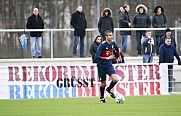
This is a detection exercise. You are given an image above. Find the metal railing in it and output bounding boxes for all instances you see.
[0,27,180,58]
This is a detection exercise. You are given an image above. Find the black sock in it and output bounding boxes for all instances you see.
[107,81,117,91]
[100,86,105,98]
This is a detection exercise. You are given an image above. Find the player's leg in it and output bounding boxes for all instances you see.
[106,74,118,99]
[97,65,106,103]
[100,80,106,103]
[106,65,118,99]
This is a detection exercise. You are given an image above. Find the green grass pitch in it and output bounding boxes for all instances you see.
[0,95,181,116]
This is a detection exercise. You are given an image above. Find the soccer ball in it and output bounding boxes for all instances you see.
[116,95,125,104]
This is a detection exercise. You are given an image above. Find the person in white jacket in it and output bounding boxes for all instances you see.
[141,30,155,63]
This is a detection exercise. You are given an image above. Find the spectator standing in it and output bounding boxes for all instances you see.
[141,30,155,63]
[133,4,151,56]
[119,4,131,56]
[89,35,102,63]
[98,8,114,41]
[159,28,176,50]
[96,30,121,103]
[70,5,87,57]
[159,37,181,92]
[152,5,167,55]
[26,7,44,58]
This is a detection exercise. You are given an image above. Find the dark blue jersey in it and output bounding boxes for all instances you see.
[96,41,120,66]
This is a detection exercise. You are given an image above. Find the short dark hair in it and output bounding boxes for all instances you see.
[165,37,171,40]
[104,30,112,36]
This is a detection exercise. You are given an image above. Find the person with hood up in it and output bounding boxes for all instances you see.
[133,4,151,56]
[90,35,102,63]
[152,5,167,55]
[119,4,131,56]
[98,8,114,41]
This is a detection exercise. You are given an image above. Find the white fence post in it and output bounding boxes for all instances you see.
[50,31,53,58]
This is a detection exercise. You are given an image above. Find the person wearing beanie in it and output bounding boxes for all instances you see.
[159,28,176,52]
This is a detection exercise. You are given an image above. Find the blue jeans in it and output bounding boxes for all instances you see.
[121,35,128,52]
[168,65,173,92]
[73,36,85,56]
[30,37,42,57]
[143,54,153,63]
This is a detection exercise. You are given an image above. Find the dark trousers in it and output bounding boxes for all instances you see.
[101,34,106,41]
[136,30,146,55]
[155,35,162,55]
[168,65,173,92]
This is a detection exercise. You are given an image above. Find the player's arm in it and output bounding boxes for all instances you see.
[114,42,121,62]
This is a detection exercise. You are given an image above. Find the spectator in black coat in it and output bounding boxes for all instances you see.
[98,8,114,40]
[71,5,87,57]
[26,7,44,58]
[90,35,102,63]
[119,4,131,56]
[133,4,151,55]
[152,5,167,55]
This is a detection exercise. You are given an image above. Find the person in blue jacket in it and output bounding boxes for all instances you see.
[159,37,181,92]
[96,30,121,103]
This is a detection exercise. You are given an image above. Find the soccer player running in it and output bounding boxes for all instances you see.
[96,30,121,103]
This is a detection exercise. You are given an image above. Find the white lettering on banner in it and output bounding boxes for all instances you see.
[0,64,168,99]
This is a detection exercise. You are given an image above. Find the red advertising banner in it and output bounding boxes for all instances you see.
[0,64,168,99]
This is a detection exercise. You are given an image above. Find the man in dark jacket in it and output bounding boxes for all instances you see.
[159,28,176,51]
[159,37,181,92]
[133,4,151,56]
[152,6,167,55]
[98,8,114,41]
[71,5,87,57]
[119,4,131,56]
[26,7,44,58]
